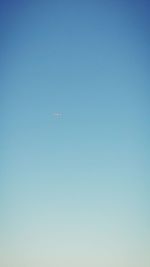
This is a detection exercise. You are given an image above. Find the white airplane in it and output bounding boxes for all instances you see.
[52,112,63,118]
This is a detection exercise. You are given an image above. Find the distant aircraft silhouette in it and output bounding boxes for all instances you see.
[52,112,63,118]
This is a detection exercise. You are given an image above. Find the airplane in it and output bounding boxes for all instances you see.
[52,112,63,118]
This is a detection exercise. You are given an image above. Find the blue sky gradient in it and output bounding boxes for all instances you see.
[0,1,150,266]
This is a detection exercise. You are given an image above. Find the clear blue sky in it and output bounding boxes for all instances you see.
[0,1,150,266]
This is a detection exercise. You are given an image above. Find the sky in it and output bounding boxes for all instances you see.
[0,0,150,266]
